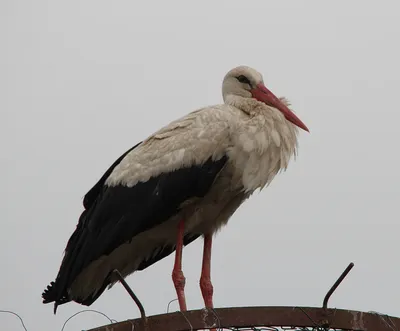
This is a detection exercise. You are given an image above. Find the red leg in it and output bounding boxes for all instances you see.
[200,234,214,308]
[172,219,187,311]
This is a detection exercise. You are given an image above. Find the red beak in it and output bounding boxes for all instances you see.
[251,83,309,132]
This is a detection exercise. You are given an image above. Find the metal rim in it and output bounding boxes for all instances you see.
[88,306,400,331]
[86,263,398,330]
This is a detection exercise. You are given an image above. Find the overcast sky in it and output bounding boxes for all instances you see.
[2,1,400,330]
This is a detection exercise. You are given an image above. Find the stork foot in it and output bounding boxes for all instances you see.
[200,279,216,331]
[200,234,216,331]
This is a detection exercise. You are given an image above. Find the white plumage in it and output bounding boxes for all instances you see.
[42,65,309,315]
[107,98,298,192]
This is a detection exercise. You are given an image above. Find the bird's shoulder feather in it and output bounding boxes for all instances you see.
[106,106,236,187]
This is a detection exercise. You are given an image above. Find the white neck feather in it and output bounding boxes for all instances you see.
[224,94,300,192]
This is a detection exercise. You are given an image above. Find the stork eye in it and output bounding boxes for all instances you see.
[237,75,251,85]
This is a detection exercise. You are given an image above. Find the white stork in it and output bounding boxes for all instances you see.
[42,66,308,314]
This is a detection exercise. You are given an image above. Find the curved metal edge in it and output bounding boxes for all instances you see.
[88,306,400,331]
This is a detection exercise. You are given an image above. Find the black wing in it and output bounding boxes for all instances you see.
[42,148,227,312]
[42,143,142,308]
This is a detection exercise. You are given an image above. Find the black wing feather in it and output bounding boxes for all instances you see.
[42,150,227,312]
[42,144,143,308]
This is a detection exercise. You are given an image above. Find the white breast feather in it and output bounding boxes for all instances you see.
[228,99,299,192]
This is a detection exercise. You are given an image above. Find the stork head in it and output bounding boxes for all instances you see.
[222,66,309,132]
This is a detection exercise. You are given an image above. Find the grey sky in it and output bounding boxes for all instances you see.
[2,1,400,330]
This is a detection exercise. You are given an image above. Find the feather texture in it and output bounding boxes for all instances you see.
[42,65,304,313]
